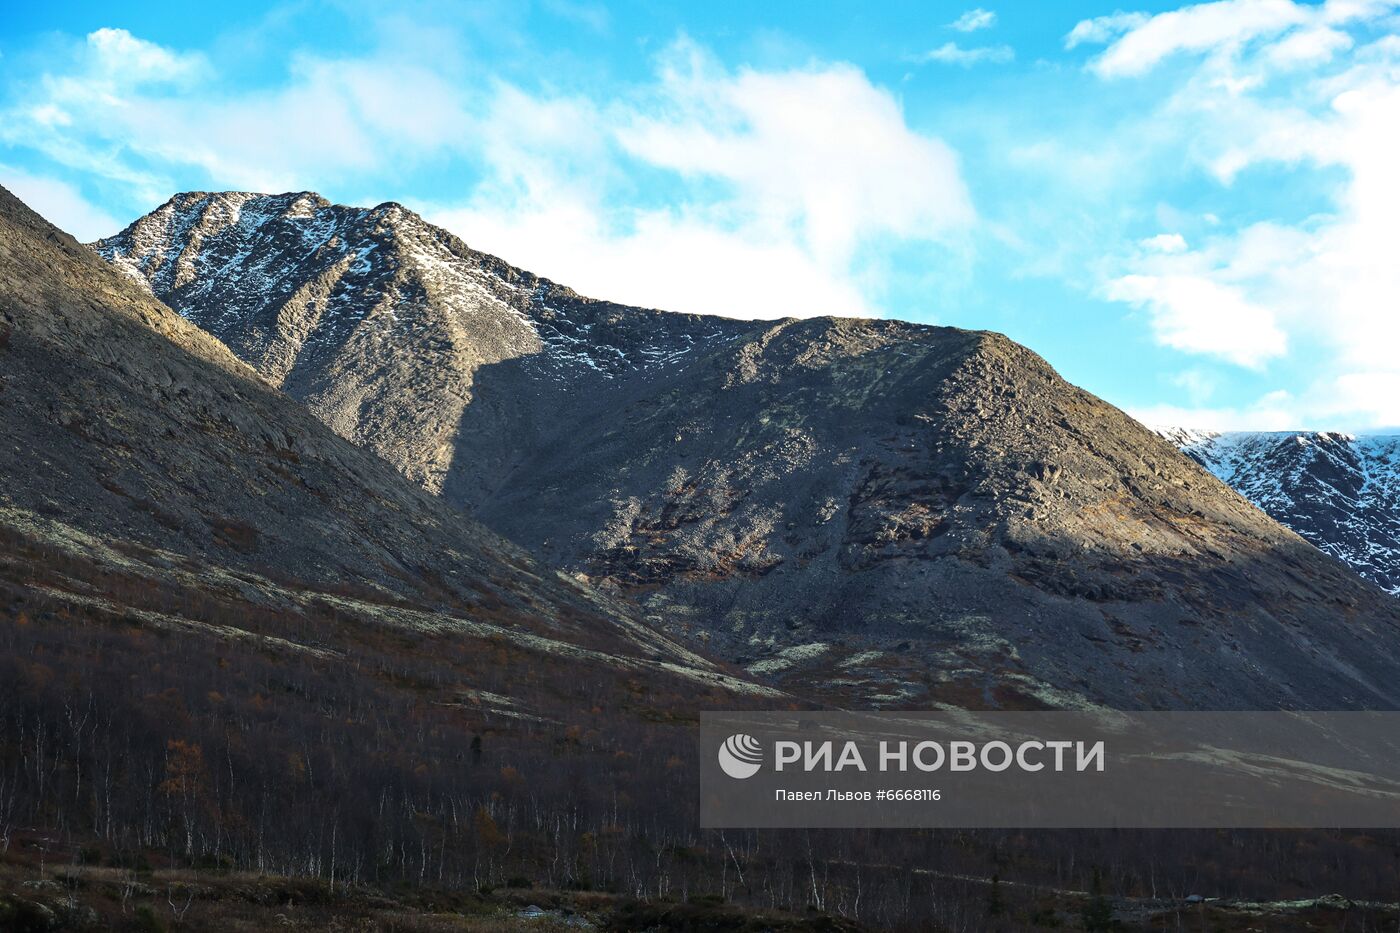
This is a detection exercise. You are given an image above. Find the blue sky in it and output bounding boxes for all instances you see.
[3,1,1399,430]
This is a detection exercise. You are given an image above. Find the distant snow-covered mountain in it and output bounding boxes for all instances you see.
[1159,429,1400,595]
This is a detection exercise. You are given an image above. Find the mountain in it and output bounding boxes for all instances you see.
[94,190,1400,711]
[2,181,800,899]
[96,191,752,494]
[1,183,765,696]
[1160,429,1400,596]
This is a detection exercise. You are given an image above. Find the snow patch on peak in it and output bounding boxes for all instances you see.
[92,191,755,396]
[284,193,324,219]
[1151,425,1219,450]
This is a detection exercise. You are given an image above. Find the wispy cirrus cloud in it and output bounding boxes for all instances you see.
[917,42,1014,66]
[0,27,475,202]
[1063,11,1150,50]
[0,27,975,320]
[949,8,997,32]
[1074,0,1400,427]
[83,26,208,83]
[1069,0,1398,77]
[541,0,610,34]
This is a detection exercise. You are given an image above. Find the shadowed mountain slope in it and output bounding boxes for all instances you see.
[1,183,815,906]
[95,191,1400,710]
[0,183,766,698]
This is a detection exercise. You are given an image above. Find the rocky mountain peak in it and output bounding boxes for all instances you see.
[95,190,753,491]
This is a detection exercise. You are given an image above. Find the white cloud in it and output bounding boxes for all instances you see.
[1314,372,1400,426]
[1129,392,1299,431]
[1064,11,1151,50]
[1086,0,1400,429]
[1134,48,1400,374]
[426,42,976,318]
[145,55,474,190]
[618,45,974,263]
[3,29,970,322]
[1104,273,1287,368]
[541,0,610,33]
[1087,0,1306,77]
[1136,370,1400,432]
[1141,232,1188,252]
[917,42,1015,66]
[1080,0,1400,77]
[0,166,121,240]
[1266,26,1354,68]
[0,29,475,199]
[85,27,206,84]
[2,28,209,200]
[429,198,876,318]
[3,30,976,321]
[1319,0,1400,25]
[949,9,997,32]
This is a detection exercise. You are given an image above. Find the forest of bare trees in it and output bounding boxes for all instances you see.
[5,525,1400,930]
